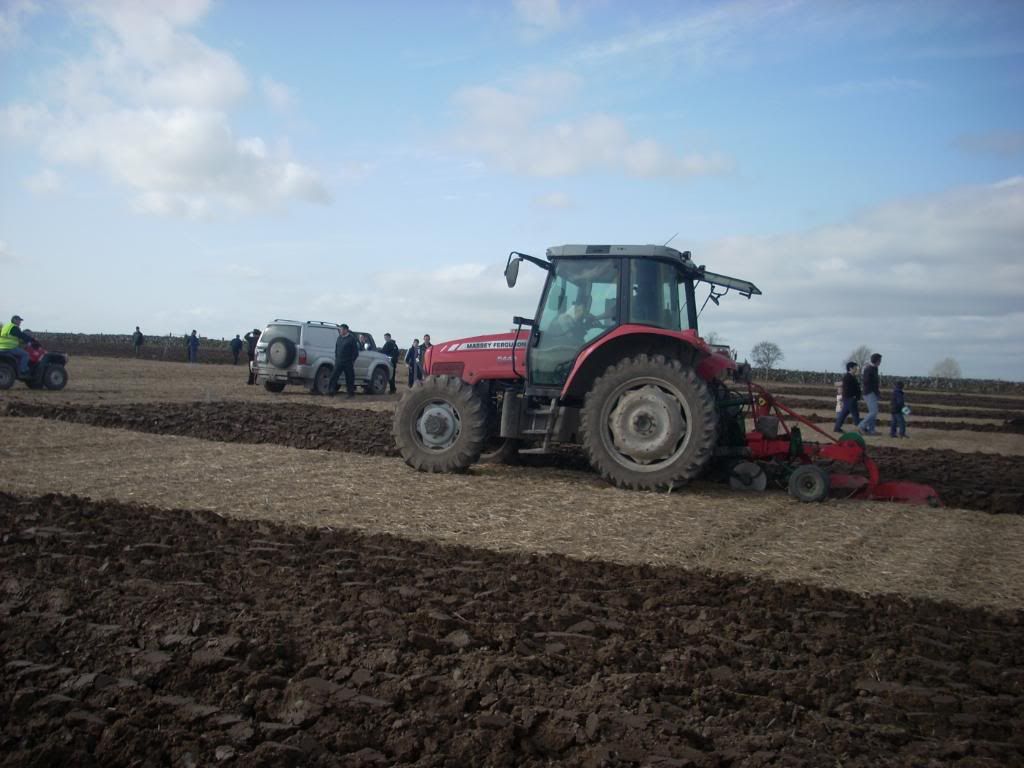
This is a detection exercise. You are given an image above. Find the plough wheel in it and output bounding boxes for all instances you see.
[788,464,830,503]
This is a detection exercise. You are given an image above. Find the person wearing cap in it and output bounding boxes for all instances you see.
[244,327,261,384]
[0,315,34,377]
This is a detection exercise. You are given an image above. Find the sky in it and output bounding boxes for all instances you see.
[1,0,1022,379]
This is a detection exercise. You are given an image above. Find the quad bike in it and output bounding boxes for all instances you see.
[0,340,69,391]
[393,243,939,506]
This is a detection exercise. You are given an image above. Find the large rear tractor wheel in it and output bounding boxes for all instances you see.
[42,365,68,391]
[0,362,15,390]
[579,354,718,491]
[394,375,487,473]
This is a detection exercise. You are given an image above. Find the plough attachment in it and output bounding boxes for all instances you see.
[732,383,941,506]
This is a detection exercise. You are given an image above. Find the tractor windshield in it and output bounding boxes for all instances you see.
[530,259,620,387]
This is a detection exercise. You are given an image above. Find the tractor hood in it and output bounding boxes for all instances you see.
[424,331,528,384]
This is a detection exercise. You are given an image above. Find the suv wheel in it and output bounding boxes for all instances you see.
[367,366,388,395]
[314,365,333,395]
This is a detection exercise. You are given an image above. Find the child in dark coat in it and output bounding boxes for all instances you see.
[890,381,908,438]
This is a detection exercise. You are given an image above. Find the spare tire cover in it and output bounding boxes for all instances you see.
[267,338,297,369]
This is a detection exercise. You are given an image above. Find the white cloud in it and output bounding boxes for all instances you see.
[25,168,62,195]
[452,72,730,178]
[262,77,292,112]
[698,177,1024,377]
[514,0,579,38]
[0,1,329,217]
[0,240,15,264]
[0,0,39,50]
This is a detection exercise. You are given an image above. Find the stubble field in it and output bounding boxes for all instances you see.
[1,356,1022,766]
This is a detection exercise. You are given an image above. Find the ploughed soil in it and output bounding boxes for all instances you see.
[4,401,1023,515]
[765,386,1024,411]
[2,491,1022,767]
[769,397,1024,422]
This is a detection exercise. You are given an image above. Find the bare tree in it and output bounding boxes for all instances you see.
[845,345,871,369]
[929,357,962,378]
[751,341,784,372]
[703,331,722,346]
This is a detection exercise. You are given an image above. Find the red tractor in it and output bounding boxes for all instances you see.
[394,244,938,505]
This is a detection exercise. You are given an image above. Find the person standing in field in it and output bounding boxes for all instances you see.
[327,323,359,397]
[417,334,432,380]
[833,361,862,433]
[229,334,243,364]
[244,327,261,384]
[132,326,145,357]
[889,381,909,438]
[187,330,200,364]
[380,332,400,393]
[405,339,419,388]
[860,352,883,435]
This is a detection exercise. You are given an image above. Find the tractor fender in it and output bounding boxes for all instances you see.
[559,326,719,400]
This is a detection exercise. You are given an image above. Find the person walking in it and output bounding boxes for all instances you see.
[132,326,145,357]
[860,352,883,435]
[380,332,400,393]
[889,381,909,438]
[833,361,862,433]
[186,330,200,364]
[327,324,359,397]
[417,334,432,381]
[229,334,243,364]
[244,327,261,384]
[0,315,34,377]
[405,339,419,388]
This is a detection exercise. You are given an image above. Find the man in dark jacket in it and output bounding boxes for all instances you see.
[380,332,399,393]
[244,328,261,384]
[417,334,432,381]
[229,334,243,364]
[328,324,359,396]
[860,352,883,435]
[833,361,863,432]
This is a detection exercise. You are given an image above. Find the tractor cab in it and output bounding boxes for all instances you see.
[505,244,760,391]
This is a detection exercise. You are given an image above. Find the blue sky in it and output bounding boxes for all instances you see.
[1,0,1022,378]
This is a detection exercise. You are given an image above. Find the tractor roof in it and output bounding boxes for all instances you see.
[544,244,761,299]
[546,244,694,263]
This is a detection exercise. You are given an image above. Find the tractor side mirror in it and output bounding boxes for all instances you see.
[505,257,520,288]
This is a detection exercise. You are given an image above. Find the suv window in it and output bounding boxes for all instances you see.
[263,324,300,343]
[304,326,337,349]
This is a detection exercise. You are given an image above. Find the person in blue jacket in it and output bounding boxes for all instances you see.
[889,381,909,438]
[187,330,200,363]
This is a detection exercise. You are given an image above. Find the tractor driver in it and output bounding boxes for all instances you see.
[0,315,34,377]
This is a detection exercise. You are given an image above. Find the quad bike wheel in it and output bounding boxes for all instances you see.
[266,338,297,369]
[729,461,767,492]
[579,354,717,491]
[788,464,830,503]
[42,365,68,391]
[264,381,286,393]
[394,375,487,473]
[0,361,15,390]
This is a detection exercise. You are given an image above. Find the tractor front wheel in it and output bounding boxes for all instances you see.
[394,375,487,473]
[579,354,718,491]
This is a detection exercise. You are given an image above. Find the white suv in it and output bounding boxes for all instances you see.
[252,319,393,395]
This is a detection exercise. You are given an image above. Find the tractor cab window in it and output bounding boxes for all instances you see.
[629,259,691,331]
[530,259,620,387]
